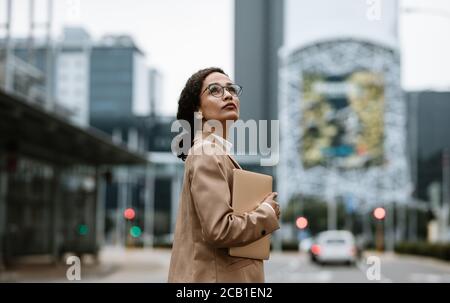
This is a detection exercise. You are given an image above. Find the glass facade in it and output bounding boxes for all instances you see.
[89,47,134,118]
[5,157,54,256]
[2,156,98,261]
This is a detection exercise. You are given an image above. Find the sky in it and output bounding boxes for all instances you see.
[400,0,450,92]
[3,0,450,116]
[4,0,234,116]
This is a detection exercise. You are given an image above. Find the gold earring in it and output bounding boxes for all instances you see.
[194,111,203,119]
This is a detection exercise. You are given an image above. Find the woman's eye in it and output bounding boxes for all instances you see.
[227,86,237,94]
[209,85,221,94]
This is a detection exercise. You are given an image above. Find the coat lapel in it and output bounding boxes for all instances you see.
[227,155,242,169]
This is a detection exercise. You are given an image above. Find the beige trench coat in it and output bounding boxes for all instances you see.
[168,133,280,283]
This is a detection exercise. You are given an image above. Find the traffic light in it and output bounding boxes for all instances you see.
[296,216,308,229]
[77,224,89,236]
[373,207,386,220]
[373,207,386,252]
[130,226,142,238]
[123,208,136,220]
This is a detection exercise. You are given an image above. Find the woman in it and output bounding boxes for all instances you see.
[168,67,281,283]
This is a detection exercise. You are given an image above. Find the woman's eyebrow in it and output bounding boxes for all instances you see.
[207,82,234,86]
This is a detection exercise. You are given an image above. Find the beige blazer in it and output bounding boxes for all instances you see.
[168,133,280,283]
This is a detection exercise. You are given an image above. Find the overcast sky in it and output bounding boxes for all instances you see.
[4,0,450,116]
[400,0,450,92]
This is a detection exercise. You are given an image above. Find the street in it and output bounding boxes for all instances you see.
[266,252,450,283]
[2,247,450,283]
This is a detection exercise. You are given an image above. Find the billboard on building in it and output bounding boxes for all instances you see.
[278,39,411,206]
[301,71,384,169]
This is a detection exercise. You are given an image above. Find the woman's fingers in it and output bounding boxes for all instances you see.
[269,201,280,219]
[275,203,281,219]
[275,202,281,219]
[263,192,277,202]
[261,192,281,219]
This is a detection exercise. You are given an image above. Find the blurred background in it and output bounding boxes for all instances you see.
[0,0,449,282]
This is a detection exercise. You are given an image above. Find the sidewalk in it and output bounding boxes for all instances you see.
[0,246,172,283]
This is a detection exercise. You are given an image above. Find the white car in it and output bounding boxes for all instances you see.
[310,230,357,265]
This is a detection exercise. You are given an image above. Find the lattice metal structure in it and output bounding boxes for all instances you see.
[277,39,412,210]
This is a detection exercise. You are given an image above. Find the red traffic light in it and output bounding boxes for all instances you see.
[124,208,136,220]
[373,207,386,220]
[296,216,308,229]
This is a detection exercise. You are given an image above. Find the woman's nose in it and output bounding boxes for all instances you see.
[223,89,233,100]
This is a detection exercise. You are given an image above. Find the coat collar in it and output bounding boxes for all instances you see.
[192,131,241,169]
[193,131,231,153]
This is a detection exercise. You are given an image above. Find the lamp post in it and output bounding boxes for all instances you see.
[373,207,386,252]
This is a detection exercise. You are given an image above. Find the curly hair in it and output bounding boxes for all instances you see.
[175,67,227,161]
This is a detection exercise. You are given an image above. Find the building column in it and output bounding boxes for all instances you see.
[395,203,406,243]
[115,167,128,247]
[50,166,62,264]
[384,203,395,252]
[408,205,418,242]
[362,204,373,246]
[95,167,106,258]
[144,164,155,248]
[0,165,8,270]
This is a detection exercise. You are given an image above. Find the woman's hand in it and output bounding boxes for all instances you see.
[261,192,280,220]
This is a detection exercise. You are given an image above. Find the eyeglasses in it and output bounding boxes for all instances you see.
[201,83,243,98]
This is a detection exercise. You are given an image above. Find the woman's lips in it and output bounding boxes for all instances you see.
[223,104,237,111]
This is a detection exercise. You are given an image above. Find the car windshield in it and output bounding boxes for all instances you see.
[325,239,347,245]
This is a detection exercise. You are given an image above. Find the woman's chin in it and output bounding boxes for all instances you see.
[223,112,239,122]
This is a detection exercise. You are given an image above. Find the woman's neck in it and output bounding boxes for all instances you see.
[202,121,229,141]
